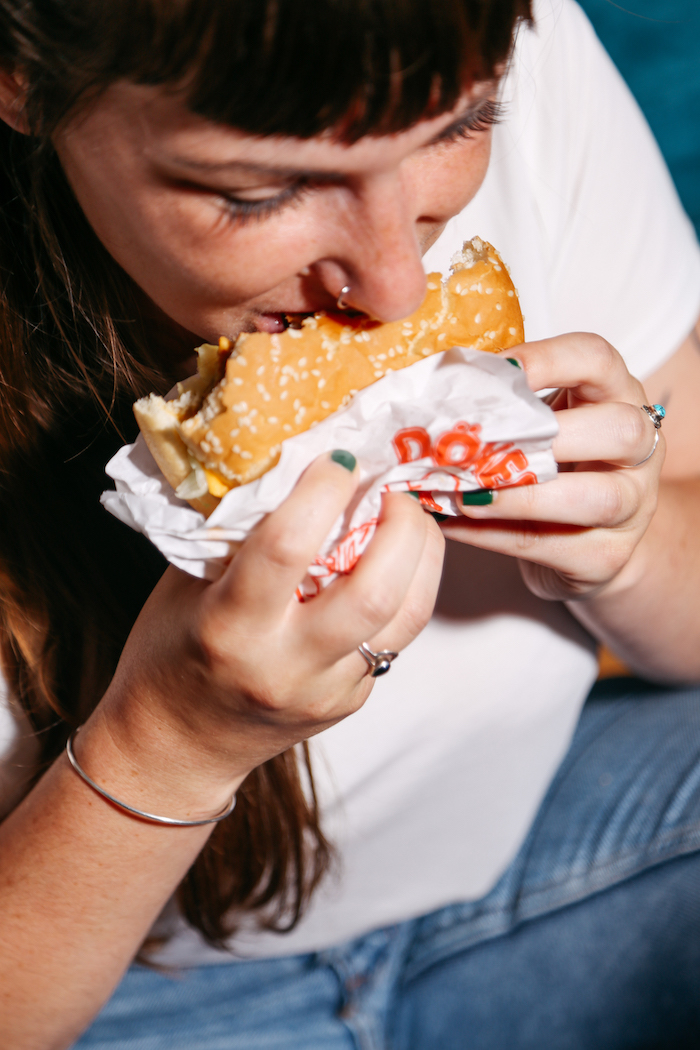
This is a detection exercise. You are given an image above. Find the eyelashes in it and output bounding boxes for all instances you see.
[436,98,505,144]
[221,180,312,226]
[220,98,504,226]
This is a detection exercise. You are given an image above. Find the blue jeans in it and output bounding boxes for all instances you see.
[75,679,700,1049]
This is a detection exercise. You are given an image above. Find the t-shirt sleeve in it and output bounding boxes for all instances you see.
[511,0,700,378]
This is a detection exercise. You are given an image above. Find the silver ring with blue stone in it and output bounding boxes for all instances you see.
[641,404,665,429]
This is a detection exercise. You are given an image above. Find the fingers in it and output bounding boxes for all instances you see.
[302,492,436,663]
[501,334,644,404]
[440,515,629,587]
[363,513,445,651]
[553,402,663,468]
[458,471,646,528]
[215,451,360,620]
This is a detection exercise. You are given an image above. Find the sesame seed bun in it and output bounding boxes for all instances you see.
[134,237,523,513]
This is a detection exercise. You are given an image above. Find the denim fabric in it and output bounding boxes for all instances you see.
[75,679,700,1050]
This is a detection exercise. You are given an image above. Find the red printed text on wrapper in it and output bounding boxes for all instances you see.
[297,420,537,599]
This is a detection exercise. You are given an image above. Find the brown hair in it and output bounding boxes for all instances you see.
[0,0,532,949]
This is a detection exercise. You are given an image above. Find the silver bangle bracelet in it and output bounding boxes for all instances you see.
[65,728,237,827]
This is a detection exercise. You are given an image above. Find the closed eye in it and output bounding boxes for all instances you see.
[220,179,313,225]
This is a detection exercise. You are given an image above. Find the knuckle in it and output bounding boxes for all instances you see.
[242,682,290,714]
[260,522,309,573]
[401,591,436,636]
[596,478,626,526]
[595,533,630,580]
[354,589,400,633]
[586,333,618,372]
[515,482,541,515]
[624,405,648,450]
[192,612,232,670]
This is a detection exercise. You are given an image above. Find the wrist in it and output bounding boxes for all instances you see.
[78,688,249,823]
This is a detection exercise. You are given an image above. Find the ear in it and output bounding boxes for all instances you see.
[0,68,30,134]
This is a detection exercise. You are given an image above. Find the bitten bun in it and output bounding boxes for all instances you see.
[134,237,523,514]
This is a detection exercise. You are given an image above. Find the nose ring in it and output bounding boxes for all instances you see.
[337,285,352,310]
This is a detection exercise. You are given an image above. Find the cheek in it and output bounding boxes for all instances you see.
[412,133,492,222]
[59,150,302,311]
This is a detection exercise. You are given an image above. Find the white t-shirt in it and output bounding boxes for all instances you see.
[2,0,699,965]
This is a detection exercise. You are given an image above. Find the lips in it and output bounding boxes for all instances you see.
[254,307,374,334]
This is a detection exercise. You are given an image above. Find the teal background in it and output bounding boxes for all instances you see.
[577,0,700,237]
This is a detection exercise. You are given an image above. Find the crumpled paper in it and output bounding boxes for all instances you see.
[101,347,558,596]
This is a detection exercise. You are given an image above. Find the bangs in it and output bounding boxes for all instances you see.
[7,0,532,141]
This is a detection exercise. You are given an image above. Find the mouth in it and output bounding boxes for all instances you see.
[254,311,290,334]
[254,308,374,335]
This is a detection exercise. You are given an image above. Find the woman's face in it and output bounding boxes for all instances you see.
[54,80,495,356]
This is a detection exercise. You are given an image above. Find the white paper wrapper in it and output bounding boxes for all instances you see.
[102,348,558,596]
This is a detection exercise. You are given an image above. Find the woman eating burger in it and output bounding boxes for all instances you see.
[1,0,700,1046]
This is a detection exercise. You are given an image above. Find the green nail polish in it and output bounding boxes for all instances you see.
[330,449,356,472]
[506,357,522,369]
[462,489,493,506]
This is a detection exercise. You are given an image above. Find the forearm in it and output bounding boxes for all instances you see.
[0,702,244,1050]
[567,477,700,683]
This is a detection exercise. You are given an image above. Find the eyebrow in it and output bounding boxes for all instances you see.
[164,89,499,181]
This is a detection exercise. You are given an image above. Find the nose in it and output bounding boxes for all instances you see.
[314,172,428,323]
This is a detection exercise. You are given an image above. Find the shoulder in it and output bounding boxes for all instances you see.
[507,0,700,376]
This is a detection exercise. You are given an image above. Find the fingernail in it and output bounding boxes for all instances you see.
[506,357,522,369]
[431,511,448,522]
[462,489,493,506]
[330,449,356,472]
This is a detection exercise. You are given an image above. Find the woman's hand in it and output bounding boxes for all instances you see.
[442,334,665,603]
[91,451,445,804]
